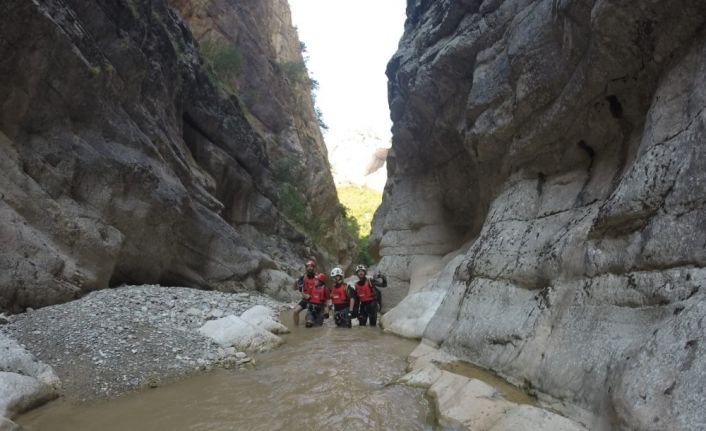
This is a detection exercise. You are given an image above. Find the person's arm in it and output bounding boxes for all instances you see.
[347,285,356,313]
[324,287,331,312]
[372,273,387,288]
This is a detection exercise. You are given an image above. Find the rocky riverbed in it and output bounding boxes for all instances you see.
[2,284,598,431]
[0,285,290,426]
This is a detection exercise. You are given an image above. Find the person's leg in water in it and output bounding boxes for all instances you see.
[358,301,369,326]
[293,305,301,325]
[293,299,307,326]
[333,304,350,328]
[368,301,378,327]
[316,306,325,326]
[305,305,314,328]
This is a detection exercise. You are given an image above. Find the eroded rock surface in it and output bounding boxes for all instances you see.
[0,333,58,423]
[375,1,706,429]
[0,0,353,312]
[399,343,588,430]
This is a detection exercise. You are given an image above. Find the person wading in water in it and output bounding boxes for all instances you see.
[350,264,387,327]
[305,273,329,327]
[329,267,354,328]
[292,259,317,326]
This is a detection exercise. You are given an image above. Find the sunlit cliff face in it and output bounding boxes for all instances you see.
[374,1,706,429]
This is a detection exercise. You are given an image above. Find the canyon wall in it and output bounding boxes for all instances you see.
[375,0,706,429]
[0,0,353,312]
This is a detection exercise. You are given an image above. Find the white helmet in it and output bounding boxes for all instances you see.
[330,267,344,278]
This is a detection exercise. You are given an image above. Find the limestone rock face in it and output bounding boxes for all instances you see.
[168,0,356,266]
[0,0,353,311]
[375,0,706,429]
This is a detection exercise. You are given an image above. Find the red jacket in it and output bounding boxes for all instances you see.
[299,275,316,295]
[355,279,375,302]
[330,283,350,305]
[308,284,329,305]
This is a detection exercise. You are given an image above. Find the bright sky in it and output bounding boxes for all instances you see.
[288,0,407,140]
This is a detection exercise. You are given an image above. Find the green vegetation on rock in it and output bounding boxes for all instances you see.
[280,184,321,242]
[338,185,383,266]
[199,38,242,86]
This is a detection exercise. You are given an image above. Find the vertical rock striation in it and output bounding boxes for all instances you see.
[0,0,353,311]
[169,0,354,264]
[375,0,706,429]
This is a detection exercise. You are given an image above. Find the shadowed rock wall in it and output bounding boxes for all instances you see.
[169,0,355,265]
[374,0,706,429]
[0,0,353,311]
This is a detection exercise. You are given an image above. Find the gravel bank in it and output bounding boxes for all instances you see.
[2,285,289,401]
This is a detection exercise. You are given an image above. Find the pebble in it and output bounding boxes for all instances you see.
[2,285,287,400]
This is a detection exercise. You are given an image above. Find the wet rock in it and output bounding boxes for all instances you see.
[0,372,56,418]
[401,343,588,430]
[240,305,290,335]
[198,315,283,352]
[488,405,588,431]
[407,342,456,372]
[0,334,59,389]
[397,363,442,388]
[0,417,19,431]
[382,290,444,339]
[430,371,515,430]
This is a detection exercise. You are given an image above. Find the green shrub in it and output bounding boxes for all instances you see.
[272,155,298,184]
[279,60,308,85]
[281,185,321,240]
[200,38,242,84]
[315,107,328,131]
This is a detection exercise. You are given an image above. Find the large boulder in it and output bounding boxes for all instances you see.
[198,315,283,352]
[0,334,59,389]
[240,305,290,335]
[0,334,58,422]
[0,372,55,418]
[382,251,466,338]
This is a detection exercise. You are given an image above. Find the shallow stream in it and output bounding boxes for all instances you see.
[18,319,435,430]
[18,315,537,430]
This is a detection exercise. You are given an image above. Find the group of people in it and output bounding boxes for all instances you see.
[292,260,387,328]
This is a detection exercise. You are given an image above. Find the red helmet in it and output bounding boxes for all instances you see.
[305,259,316,268]
[315,273,327,283]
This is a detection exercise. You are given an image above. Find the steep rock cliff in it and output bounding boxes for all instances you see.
[0,0,353,311]
[169,0,354,262]
[375,0,706,429]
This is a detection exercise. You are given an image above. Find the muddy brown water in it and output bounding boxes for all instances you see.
[18,319,436,431]
[18,316,537,430]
